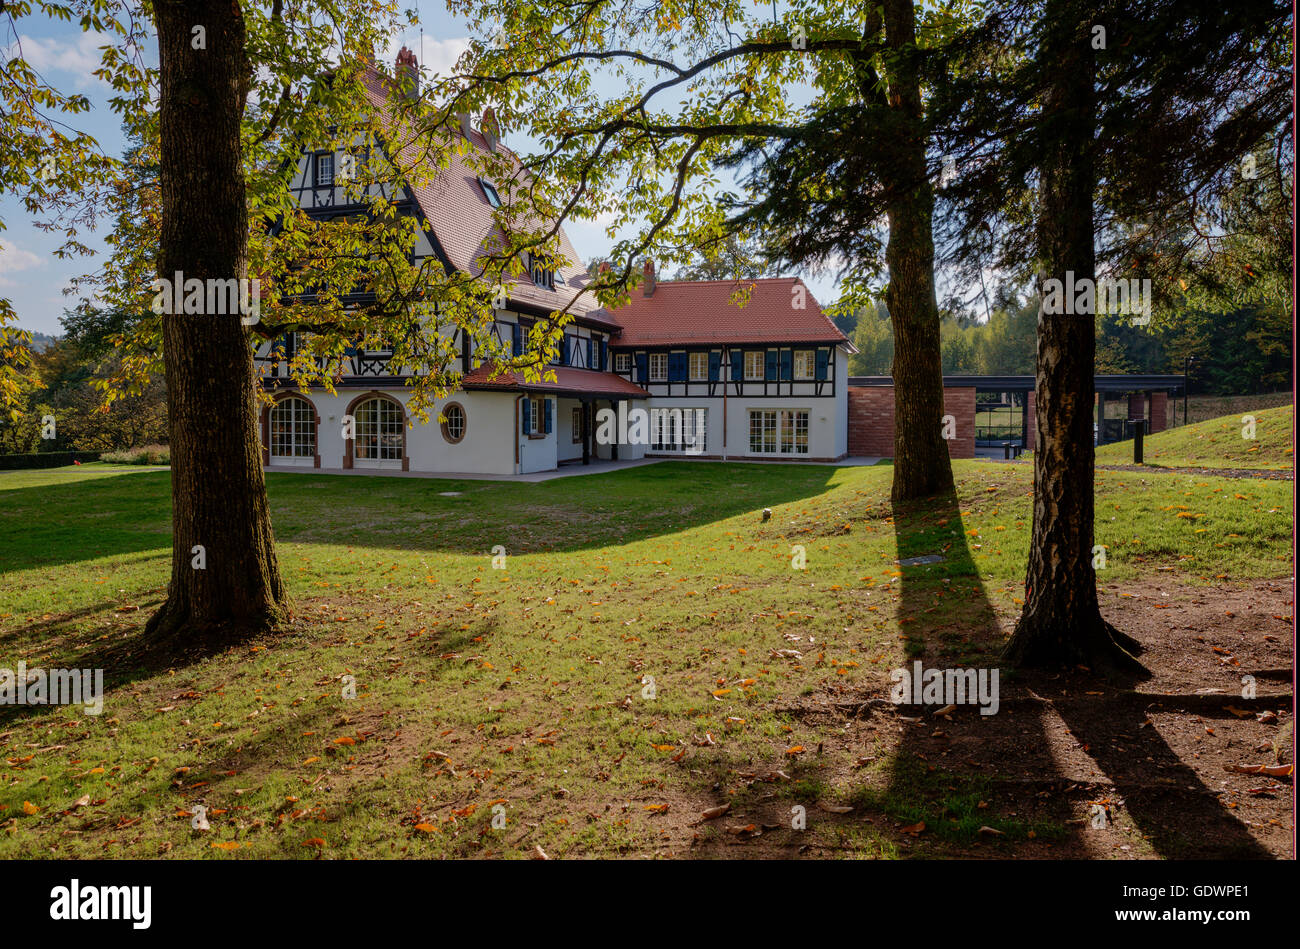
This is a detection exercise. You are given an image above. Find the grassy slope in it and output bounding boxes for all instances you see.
[1095,404,1294,470]
[0,460,1291,858]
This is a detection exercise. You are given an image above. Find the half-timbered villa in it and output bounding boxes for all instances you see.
[256,48,854,476]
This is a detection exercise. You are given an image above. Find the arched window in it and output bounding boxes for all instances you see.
[440,402,467,444]
[269,396,316,462]
[354,397,404,461]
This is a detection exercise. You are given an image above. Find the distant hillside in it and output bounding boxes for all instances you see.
[25,330,59,352]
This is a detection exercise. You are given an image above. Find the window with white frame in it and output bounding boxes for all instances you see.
[270,396,316,458]
[650,408,706,452]
[529,398,541,435]
[354,397,404,460]
[572,406,582,443]
[689,351,708,381]
[748,410,809,454]
[315,153,334,187]
[794,350,815,380]
[615,352,631,373]
[440,402,467,443]
[649,353,668,381]
[744,350,764,380]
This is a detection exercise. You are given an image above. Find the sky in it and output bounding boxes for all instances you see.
[0,2,844,337]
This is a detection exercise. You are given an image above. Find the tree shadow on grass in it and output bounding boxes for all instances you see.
[870,484,1271,858]
[0,462,846,576]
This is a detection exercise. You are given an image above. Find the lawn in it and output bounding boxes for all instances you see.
[1095,404,1294,470]
[0,459,1292,859]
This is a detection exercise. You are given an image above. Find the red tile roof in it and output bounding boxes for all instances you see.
[461,363,648,399]
[603,278,850,347]
[358,64,602,320]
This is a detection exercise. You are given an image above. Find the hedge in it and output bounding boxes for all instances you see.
[0,451,102,470]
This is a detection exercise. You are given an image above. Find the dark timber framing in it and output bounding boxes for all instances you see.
[613,343,840,399]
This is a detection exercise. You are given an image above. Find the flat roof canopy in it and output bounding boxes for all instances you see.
[849,374,1185,392]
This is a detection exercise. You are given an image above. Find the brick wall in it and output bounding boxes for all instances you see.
[941,387,976,459]
[1026,391,1037,448]
[1149,392,1169,432]
[848,386,896,456]
[847,385,975,459]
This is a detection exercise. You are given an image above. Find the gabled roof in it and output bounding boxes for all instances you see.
[356,61,600,319]
[602,277,851,348]
[461,363,649,399]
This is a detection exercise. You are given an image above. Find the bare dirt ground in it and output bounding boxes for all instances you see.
[666,575,1293,859]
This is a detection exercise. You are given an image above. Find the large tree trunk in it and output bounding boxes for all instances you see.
[881,0,955,502]
[146,1,287,645]
[1002,7,1142,673]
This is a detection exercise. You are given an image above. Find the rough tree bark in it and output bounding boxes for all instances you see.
[146,1,287,644]
[880,0,955,502]
[1002,7,1143,673]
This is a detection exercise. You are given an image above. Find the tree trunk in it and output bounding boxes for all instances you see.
[881,0,955,502]
[1002,7,1142,674]
[146,1,287,645]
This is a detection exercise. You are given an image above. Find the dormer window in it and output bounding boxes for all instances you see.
[527,253,555,290]
[479,177,502,207]
[315,153,334,187]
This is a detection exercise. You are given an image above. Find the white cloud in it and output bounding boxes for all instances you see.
[0,242,44,286]
[7,30,116,89]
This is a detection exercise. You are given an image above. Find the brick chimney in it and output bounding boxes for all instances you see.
[642,259,656,297]
[482,107,500,151]
[395,46,418,99]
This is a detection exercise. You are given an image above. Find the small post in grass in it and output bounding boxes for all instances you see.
[1131,418,1145,465]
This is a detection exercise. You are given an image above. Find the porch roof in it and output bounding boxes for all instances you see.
[460,363,649,399]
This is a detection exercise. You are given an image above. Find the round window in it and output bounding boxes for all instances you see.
[441,402,467,444]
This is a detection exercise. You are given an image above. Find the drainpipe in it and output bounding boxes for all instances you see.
[514,394,526,474]
[722,346,729,461]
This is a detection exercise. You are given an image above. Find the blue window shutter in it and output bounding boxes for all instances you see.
[543,398,553,434]
[521,399,531,434]
[597,338,606,371]
[586,338,594,369]
[668,352,684,382]
[765,350,778,381]
[780,349,793,381]
[635,352,648,382]
[815,348,829,380]
[512,323,523,356]
[560,336,569,365]
[708,351,720,381]
[730,350,743,380]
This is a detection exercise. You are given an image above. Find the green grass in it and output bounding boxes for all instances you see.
[0,459,1291,859]
[1095,404,1294,470]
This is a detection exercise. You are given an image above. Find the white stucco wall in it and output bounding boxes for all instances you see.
[265,388,525,475]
